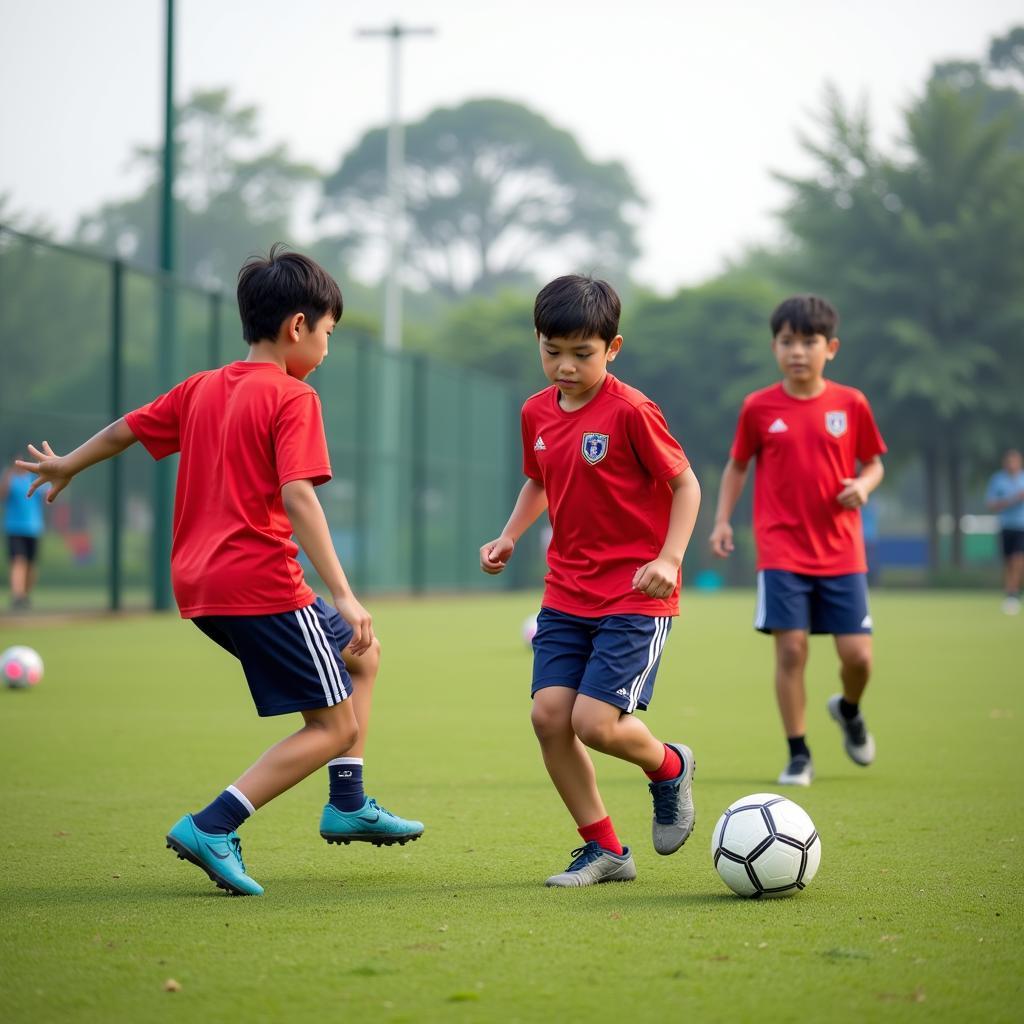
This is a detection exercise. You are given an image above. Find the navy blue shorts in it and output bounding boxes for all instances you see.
[1001,529,1024,559]
[754,570,872,635]
[7,535,39,563]
[531,607,673,713]
[193,596,353,717]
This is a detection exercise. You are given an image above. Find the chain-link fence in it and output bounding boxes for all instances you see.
[0,226,535,611]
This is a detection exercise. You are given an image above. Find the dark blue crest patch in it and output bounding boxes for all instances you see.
[581,432,610,465]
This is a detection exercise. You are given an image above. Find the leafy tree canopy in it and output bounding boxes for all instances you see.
[320,98,643,298]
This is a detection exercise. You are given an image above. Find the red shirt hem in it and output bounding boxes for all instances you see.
[178,591,317,619]
[541,592,679,619]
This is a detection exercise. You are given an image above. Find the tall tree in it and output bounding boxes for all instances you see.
[320,99,643,298]
[75,89,320,288]
[777,62,1024,570]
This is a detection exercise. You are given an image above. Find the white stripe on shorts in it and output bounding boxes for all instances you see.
[294,608,335,706]
[301,605,345,703]
[754,571,767,630]
[627,616,670,713]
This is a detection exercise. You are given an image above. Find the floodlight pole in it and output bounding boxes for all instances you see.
[153,0,177,611]
[357,23,435,351]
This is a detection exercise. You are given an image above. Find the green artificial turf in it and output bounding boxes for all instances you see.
[0,591,1020,1022]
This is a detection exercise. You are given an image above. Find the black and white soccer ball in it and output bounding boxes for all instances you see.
[711,793,821,898]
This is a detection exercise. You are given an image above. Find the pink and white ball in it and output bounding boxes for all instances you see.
[1,646,44,689]
[521,614,539,648]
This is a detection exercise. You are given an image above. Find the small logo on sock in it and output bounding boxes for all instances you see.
[336,770,353,778]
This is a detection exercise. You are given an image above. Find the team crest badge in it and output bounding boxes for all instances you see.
[581,432,610,465]
[825,411,847,438]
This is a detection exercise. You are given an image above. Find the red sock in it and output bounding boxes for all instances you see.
[645,743,682,783]
[577,816,623,856]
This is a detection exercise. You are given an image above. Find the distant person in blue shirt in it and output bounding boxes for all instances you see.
[2,456,47,610]
[985,448,1024,615]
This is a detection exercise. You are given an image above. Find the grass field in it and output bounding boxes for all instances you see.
[1,590,1020,1023]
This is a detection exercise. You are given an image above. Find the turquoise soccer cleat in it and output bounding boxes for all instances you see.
[165,815,264,896]
[320,797,424,847]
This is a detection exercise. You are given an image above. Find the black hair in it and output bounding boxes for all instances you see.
[236,243,343,344]
[534,275,621,344]
[769,295,839,338]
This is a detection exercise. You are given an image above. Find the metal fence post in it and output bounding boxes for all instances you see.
[410,354,427,594]
[109,260,124,611]
[354,338,370,590]
[207,291,222,368]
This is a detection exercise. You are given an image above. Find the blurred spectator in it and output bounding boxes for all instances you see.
[985,448,1024,615]
[1,455,47,610]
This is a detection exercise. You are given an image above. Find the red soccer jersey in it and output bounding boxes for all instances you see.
[125,361,332,617]
[730,380,886,575]
[522,374,690,617]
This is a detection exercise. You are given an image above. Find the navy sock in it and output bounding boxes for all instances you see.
[192,786,253,835]
[328,758,365,811]
[838,698,860,720]
[787,736,810,760]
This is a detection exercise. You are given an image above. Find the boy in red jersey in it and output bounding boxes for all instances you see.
[480,275,702,887]
[18,246,422,895]
[710,295,886,787]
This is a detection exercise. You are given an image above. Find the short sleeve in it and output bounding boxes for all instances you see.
[854,394,887,464]
[521,405,541,481]
[124,380,189,461]
[729,397,760,463]
[985,474,1004,504]
[628,402,689,481]
[274,392,332,487]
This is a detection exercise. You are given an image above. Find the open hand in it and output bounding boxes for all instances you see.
[16,442,70,502]
[334,594,375,656]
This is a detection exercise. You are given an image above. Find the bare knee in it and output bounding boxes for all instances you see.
[531,699,573,744]
[345,637,381,684]
[571,708,616,751]
[841,645,872,675]
[775,634,808,673]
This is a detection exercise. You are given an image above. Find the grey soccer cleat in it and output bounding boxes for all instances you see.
[827,694,876,766]
[544,842,637,887]
[648,743,696,855]
[778,754,814,786]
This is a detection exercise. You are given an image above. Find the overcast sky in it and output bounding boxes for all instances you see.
[1,0,1019,291]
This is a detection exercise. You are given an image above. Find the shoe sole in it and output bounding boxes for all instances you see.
[545,874,635,888]
[321,831,423,847]
[165,834,255,896]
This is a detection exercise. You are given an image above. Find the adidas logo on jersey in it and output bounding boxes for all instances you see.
[768,418,788,433]
[534,435,547,451]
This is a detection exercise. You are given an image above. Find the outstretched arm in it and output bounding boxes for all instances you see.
[479,478,548,575]
[709,457,750,558]
[632,467,702,598]
[281,478,374,655]
[17,419,137,502]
